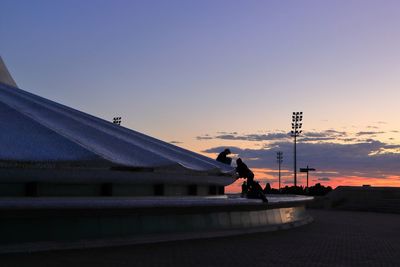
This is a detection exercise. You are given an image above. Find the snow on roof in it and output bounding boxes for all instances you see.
[0,82,234,174]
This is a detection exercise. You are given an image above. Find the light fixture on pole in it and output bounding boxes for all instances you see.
[113,117,122,126]
[291,112,303,187]
[277,151,283,190]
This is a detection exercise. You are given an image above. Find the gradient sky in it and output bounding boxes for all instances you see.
[1,0,400,191]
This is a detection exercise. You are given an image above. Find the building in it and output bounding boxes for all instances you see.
[0,56,235,198]
[0,56,312,253]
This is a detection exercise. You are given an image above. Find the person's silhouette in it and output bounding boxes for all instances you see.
[216,148,232,165]
[241,181,248,197]
[236,158,267,203]
[236,158,254,184]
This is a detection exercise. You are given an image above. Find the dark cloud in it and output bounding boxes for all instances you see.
[298,130,348,142]
[203,140,400,178]
[244,133,290,141]
[303,132,328,138]
[214,134,244,140]
[211,133,290,142]
[198,129,351,143]
[382,144,400,149]
[342,138,357,142]
[217,131,238,135]
[196,135,213,140]
[299,137,336,142]
[321,130,348,136]
[356,131,385,136]
[170,141,182,144]
[198,129,398,180]
[318,177,331,181]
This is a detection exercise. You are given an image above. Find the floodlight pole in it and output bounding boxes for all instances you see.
[277,151,283,190]
[294,134,297,186]
[291,112,303,187]
[113,117,122,126]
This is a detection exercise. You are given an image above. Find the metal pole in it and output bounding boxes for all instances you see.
[279,158,281,190]
[277,152,283,190]
[300,165,315,189]
[294,134,297,187]
[291,112,302,188]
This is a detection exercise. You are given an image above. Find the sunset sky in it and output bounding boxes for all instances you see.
[1,0,400,191]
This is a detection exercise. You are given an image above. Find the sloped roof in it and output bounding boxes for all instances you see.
[0,82,234,174]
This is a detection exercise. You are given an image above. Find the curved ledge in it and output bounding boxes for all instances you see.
[0,195,313,253]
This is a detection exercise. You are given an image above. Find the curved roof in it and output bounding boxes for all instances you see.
[0,82,234,174]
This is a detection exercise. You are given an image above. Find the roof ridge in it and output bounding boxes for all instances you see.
[0,56,18,88]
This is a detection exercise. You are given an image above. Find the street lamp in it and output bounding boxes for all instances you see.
[277,151,283,190]
[113,117,122,125]
[291,112,303,187]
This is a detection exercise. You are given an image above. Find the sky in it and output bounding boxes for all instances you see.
[1,0,400,191]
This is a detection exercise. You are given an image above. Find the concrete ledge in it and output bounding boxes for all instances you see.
[0,216,313,254]
[0,196,313,253]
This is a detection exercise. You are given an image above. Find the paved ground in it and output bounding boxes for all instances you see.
[1,209,400,267]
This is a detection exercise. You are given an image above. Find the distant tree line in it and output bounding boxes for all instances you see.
[263,183,332,196]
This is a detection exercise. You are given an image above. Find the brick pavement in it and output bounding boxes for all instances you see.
[1,209,400,267]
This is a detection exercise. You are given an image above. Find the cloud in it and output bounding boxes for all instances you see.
[203,140,400,178]
[196,134,213,140]
[299,137,336,142]
[381,144,400,149]
[342,138,357,142]
[296,130,348,142]
[197,129,350,143]
[215,133,290,141]
[217,131,238,135]
[320,130,348,136]
[318,177,331,181]
[170,141,182,144]
[356,131,385,136]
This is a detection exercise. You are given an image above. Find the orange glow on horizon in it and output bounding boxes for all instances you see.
[225,167,400,193]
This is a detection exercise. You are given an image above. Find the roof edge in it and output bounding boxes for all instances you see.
[0,56,18,88]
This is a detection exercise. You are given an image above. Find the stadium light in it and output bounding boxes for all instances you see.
[291,112,303,187]
[113,117,122,126]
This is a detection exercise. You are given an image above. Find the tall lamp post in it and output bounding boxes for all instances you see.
[277,151,283,190]
[291,112,303,187]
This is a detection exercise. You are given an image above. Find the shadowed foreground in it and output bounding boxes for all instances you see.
[2,210,400,266]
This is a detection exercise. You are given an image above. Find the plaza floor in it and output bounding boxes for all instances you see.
[1,209,400,267]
